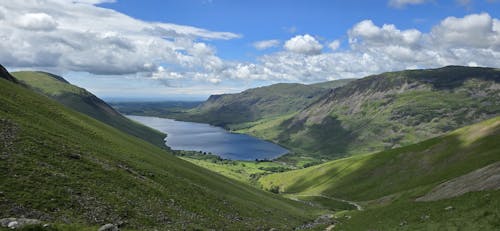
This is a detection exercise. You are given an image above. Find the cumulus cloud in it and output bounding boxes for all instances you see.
[1,1,500,88]
[0,0,239,77]
[388,0,429,8]
[328,40,341,51]
[431,13,500,49]
[17,13,58,31]
[253,39,280,50]
[219,13,500,83]
[284,34,323,55]
[349,20,422,47]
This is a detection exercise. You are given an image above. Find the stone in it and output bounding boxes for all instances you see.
[0,218,41,229]
[98,223,119,231]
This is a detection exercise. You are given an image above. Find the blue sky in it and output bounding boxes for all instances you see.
[1,0,499,100]
[99,0,491,60]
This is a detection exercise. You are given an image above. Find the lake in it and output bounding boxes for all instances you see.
[127,115,289,160]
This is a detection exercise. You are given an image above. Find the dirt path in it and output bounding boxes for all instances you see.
[290,194,363,230]
[294,194,363,211]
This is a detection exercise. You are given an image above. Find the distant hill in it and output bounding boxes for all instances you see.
[0,69,320,229]
[171,80,354,127]
[259,116,500,230]
[11,71,166,148]
[238,66,500,161]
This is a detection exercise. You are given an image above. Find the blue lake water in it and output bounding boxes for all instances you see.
[127,115,289,160]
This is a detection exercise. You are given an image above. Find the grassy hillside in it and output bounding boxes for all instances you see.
[0,75,322,230]
[259,116,500,230]
[11,71,166,148]
[162,80,353,127]
[239,66,500,161]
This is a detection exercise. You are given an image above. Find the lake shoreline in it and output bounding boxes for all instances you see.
[126,115,289,161]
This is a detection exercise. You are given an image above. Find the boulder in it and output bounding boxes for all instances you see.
[98,223,119,231]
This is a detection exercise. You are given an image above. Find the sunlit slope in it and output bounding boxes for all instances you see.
[12,71,166,148]
[260,116,500,230]
[247,66,500,160]
[0,76,320,230]
[260,116,500,201]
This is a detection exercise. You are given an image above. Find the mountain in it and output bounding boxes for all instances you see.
[0,65,18,83]
[238,66,500,161]
[169,80,354,127]
[0,70,320,229]
[11,71,166,148]
[259,116,500,230]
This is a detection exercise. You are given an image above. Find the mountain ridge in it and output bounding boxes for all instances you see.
[11,71,167,148]
[241,65,500,162]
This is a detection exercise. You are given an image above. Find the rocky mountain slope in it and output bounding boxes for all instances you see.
[171,80,354,127]
[242,66,500,161]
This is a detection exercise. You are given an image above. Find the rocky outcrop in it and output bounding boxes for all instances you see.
[0,218,42,229]
[0,64,18,83]
[416,161,500,201]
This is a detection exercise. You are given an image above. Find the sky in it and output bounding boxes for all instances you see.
[1,0,499,100]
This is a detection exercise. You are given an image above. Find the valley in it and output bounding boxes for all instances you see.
[2,2,500,230]
[1,64,500,230]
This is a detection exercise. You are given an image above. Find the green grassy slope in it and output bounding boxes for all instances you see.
[0,76,322,230]
[243,66,500,161]
[259,116,500,229]
[165,80,353,127]
[11,71,166,148]
[260,116,500,199]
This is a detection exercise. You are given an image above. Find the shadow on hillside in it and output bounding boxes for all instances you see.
[280,119,500,202]
[277,115,355,158]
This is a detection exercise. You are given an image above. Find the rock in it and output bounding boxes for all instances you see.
[8,221,19,229]
[98,223,119,231]
[444,206,454,211]
[420,214,430,220]
[68,153,82,159]
[399,220,407,226]
[0,218,41,229]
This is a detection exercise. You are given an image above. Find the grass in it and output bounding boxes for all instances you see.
[235,67,500,161]
[11,71,167,148]
[0,77,324,230]
[259,116,500,200]
[179,155,293,185]
[335,190,500,230]
[258,116,500,230]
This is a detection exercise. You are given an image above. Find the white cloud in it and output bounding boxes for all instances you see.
[388,0,429,8]
[226,13,500,83]
[328,40,341,51]
[431,13,500,49]
[17,13,58,31]
[1,1,500,92]
[0,0,240,76]
[253,39,280,50]
[349,20,421,47]
[284,34,323,55]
